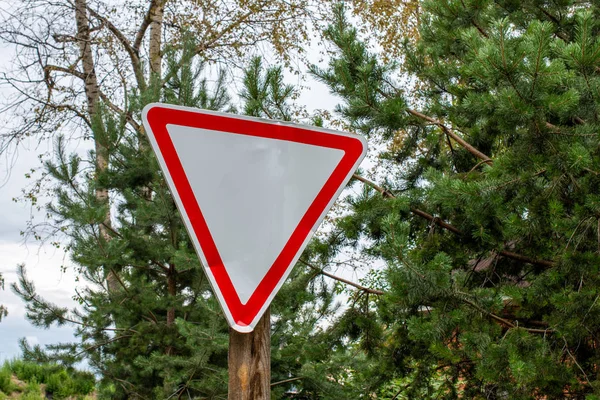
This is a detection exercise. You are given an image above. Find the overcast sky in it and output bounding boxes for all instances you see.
[0,136,82,363]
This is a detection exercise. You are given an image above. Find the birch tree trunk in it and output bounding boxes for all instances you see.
[149,0,166,79]
[74,0,117,293]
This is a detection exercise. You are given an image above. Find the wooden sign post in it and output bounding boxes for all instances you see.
[228,308,271,400]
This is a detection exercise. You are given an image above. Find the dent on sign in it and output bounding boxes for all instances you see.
[142,103,367,332]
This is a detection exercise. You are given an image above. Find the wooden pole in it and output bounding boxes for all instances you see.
[228,307,270,400]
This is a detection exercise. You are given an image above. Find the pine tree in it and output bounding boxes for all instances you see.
[310,2,600,398]
[13,41,231,398]
[12,43,344,398]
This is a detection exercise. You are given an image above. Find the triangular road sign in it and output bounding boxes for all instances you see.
[142,103,367,332]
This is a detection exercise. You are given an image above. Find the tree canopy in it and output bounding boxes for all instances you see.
[4,0,600,399]
[309,1,600,398]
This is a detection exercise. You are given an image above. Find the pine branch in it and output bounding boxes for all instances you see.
[457,0,489,38]
[109,268,130,294]
[406,108,493,164]
[353,174,556,268]
[271,377,303,387]
[468,159,492,174]
[496,250,554,268]
[78,334,133,356]
[12,264,137,334]
[299,259,384,295]
[459,297,553,334]
[375,87,493,164]
[299,259,552,334]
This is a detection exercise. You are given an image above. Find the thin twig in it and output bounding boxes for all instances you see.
[299,259,384,295]
[460,296,553,334]
[271,377,303,387]
[563,337,590,383]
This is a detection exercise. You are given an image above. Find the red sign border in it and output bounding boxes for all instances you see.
[144,105,366,329]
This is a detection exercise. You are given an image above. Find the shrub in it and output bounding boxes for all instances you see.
[46,370,75,399]
[72,371,96,395]
[0,363,14,394]
[21,379,44,400]
[3,359,95,398]
[9,359,63,385]
[10,360,48,383]
[97,382,116,400]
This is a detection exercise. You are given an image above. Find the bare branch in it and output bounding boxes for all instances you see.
[299,259,384,295]
[161,10,254,86]
[460,296,553,334]
[99,91,141,132]
[85,5,146,90]
[406,108,493,164]
[44,64,85,80]
[271,377,303,387]
[298,255,552,334]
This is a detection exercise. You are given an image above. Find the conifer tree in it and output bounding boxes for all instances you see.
[12,44,344,398]
[311,2,600,398]
[13,41,232,398]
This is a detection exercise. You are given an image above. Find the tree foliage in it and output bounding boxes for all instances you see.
[9,43,345,397]
[7,0,600,398]
[309,2,600,398]
[0,1,341,398]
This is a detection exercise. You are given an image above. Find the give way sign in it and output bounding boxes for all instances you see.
[142,103,367,332]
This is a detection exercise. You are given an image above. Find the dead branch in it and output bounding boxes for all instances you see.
[406,108,493,164]
[299,259,385,295]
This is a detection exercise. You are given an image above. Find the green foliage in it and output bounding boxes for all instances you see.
[71,371,96,396]
[0,363,14,394]
[12,29,340,398]
[241,57,297,121]
[21,380,43,400]
[45,371,66,398]
[20,393,44,400]
[10,360,56,383]
[0,360,94,399]
[46,370,81,399]
[96,382,116,400]
[309,1,600,398]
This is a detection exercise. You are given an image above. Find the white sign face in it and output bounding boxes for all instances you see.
[142,103,367,332]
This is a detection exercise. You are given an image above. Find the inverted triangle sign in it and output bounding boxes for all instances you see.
[142,103,367,332]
